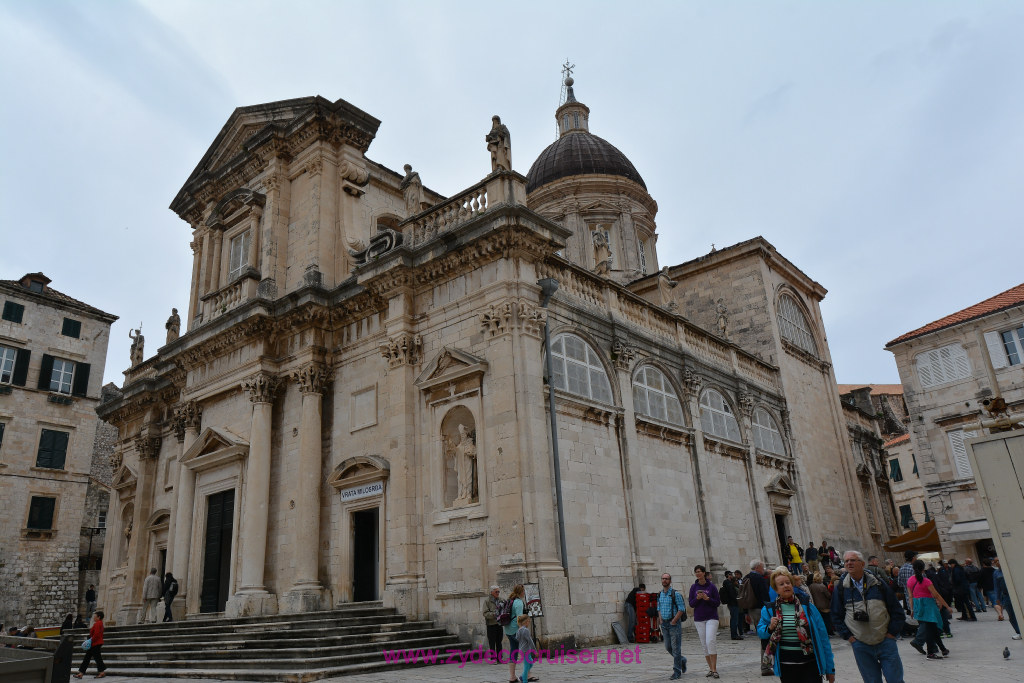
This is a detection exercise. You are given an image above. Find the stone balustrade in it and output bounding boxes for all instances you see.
[402,171,525,248]
[200,276,258,322]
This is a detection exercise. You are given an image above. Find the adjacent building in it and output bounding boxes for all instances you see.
[886,282,1024,559]
[0,273,117,626]
[96,81,882,646]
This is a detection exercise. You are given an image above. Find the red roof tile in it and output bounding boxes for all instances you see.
[883,434,911,449]
[837,384,904,396]
[886,282,1024,347]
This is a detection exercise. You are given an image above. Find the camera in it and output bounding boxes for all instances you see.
[853,610,870,622]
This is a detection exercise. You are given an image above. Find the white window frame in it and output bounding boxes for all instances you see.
[0,345,16,384]
[50,358,75,394]
[915,343,971,389]
[699,389,741,442]
[751,408,785,454]
[632,366,684,426]
[228,229,251,282]
[947,428,978,479]
[777,293,818,356]
[550,333,613,404]
[985,326,1024,369]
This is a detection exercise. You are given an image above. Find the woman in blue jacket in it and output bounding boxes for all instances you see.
[758,567,835,682]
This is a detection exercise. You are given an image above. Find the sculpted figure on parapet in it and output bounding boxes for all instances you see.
[486,115,511,172]
[401,164,423,217]
[129,327,144,367]
[165,308,181,344]
[716,298,729,339]
[592,231,611,275]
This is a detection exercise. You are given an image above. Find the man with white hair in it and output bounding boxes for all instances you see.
[832,550,906,683]
[742,559,773,676]
[482,585,503,661]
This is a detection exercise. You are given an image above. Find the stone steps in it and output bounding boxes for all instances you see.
[65,604,470,681]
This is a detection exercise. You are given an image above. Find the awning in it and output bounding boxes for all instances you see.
[946,519,991,541]
[883,520,941,553]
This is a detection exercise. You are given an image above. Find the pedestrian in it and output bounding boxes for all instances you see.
[758,566,836,683]
[60,614,74,635]
[792,575,811,605]
[721,571,744,640]
[689,564,721,677]
[503,584,526,683]
[808,573,834,636]
[819,541,830,568]
[993,557,1021,639]
[73,611,106,679]
[482,585,504,661]
[896,550,916,613]
[948,559,976,621]
[515,614,538,683]
[73,614,87,629]
[804,542,819,576]
[786,536,804,575]
[866,556,887,584]
[823,566,838,592]
[141,567,162,623]
[831,550,905,683]
[979,558,1003,621]
[744,560,774,676]
[925,566,953,637]
[624,582,645,642]
[85,585,97,615]
[657,571,688,680]
[162,571,178,622]
[906,559,951,661]
[963,558,985,612]
[827,546,839,569]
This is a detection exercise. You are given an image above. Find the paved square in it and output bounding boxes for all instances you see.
[102,609,1023,682]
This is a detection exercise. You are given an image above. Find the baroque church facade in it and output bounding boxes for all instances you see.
[97,80,886,645]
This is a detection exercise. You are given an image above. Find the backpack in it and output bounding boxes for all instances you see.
[737,577,759,610]
[496,598,513,626]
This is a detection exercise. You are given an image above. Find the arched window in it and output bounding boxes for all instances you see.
[633,366,684,425]
[550,333,613,404]
[778,293,818,356]
[699,389,741,442]
[752,408,785,454]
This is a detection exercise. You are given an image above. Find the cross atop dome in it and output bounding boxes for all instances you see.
[555,68,589,137]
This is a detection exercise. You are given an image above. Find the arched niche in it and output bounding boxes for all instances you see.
[440,406,477,509]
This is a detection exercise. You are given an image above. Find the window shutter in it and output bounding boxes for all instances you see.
[984,331,1009,370]
[37,430,54,468]
[952,345,970,378]
[12,348,30,386]
[52,431,69,469]
[38,354,54,390]
[72,362,90,397]
[947,429,977,479]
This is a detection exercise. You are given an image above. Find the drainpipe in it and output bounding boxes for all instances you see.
[538,278,569,578]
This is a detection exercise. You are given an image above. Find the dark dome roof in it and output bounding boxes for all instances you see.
[526,131,646,193]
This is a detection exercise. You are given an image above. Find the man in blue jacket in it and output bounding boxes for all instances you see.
[832,550,905,683]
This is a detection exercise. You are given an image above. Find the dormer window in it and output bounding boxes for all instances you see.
[29,280,44,293]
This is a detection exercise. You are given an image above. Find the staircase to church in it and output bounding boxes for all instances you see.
[67,602,471,681]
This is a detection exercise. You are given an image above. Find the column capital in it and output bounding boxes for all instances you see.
[611,338,637,372]
[292,362,331,395]
[171,400,203,441]
[243,372,282,404]
[682,368,703,398]
[738,391,755,418]
[135,434,162,460]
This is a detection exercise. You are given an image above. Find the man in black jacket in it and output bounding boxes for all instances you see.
[744,560,772,676]
[720,572,743,640]
[949,559,976,621]
[624,582,645,642]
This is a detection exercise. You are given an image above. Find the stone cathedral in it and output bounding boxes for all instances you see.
[97,78,894,645]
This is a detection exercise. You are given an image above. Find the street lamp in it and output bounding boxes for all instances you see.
[538,278,568,577]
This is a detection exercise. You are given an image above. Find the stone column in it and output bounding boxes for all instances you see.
[170,401,201,615]
[211,229,223,292]
[187,230,202,327]
[227,373,281,616]
[126,432,161,624]
[681,370,716,569]
[282,361,330,612]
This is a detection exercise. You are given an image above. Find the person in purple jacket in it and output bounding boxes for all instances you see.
[690,564,723,678]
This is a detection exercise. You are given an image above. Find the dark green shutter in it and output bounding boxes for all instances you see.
[12,348,30,386]
[2,301,25,323]
[37,430,54,467]
[62,318,82,338]
[36,429,68,469]
[38,354,54,390]
[72,362,90,397]
[28,497,56,530]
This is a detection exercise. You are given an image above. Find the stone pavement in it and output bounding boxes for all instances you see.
[98,608,1023,682]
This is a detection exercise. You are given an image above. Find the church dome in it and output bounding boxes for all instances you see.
[526,132,647,193]
[525,76,646,194]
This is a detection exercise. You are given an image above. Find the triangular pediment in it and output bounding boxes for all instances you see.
[416,347,488,387]
[765,474,795,495]
[182,426,249,471]
[112,464,137,491]
[580,200,618,214]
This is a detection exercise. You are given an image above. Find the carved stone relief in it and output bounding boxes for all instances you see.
[441,406,477,509]
[380,333,422,368]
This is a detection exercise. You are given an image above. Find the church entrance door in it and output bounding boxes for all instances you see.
[352,507,379,601]
[775,513,788,565]
[200,489,234,613]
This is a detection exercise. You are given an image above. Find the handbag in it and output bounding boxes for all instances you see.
[81,638,92,651]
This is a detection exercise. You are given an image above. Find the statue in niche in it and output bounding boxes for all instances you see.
[592,231,611,275]
[165,308,180,344]
[441,406,478,508]
[128,327,144,367]
[401,164,423,217]
[485,115,511,172]
[716,298,729,339]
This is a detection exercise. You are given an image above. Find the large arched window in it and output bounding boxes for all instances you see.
[778,293,818,356]
[752,408,785,454]
[699,389,741,442]
[632,366,684,425]
[550,333,613,404]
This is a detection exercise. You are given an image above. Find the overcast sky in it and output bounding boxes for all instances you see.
[2,0,1021,387]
